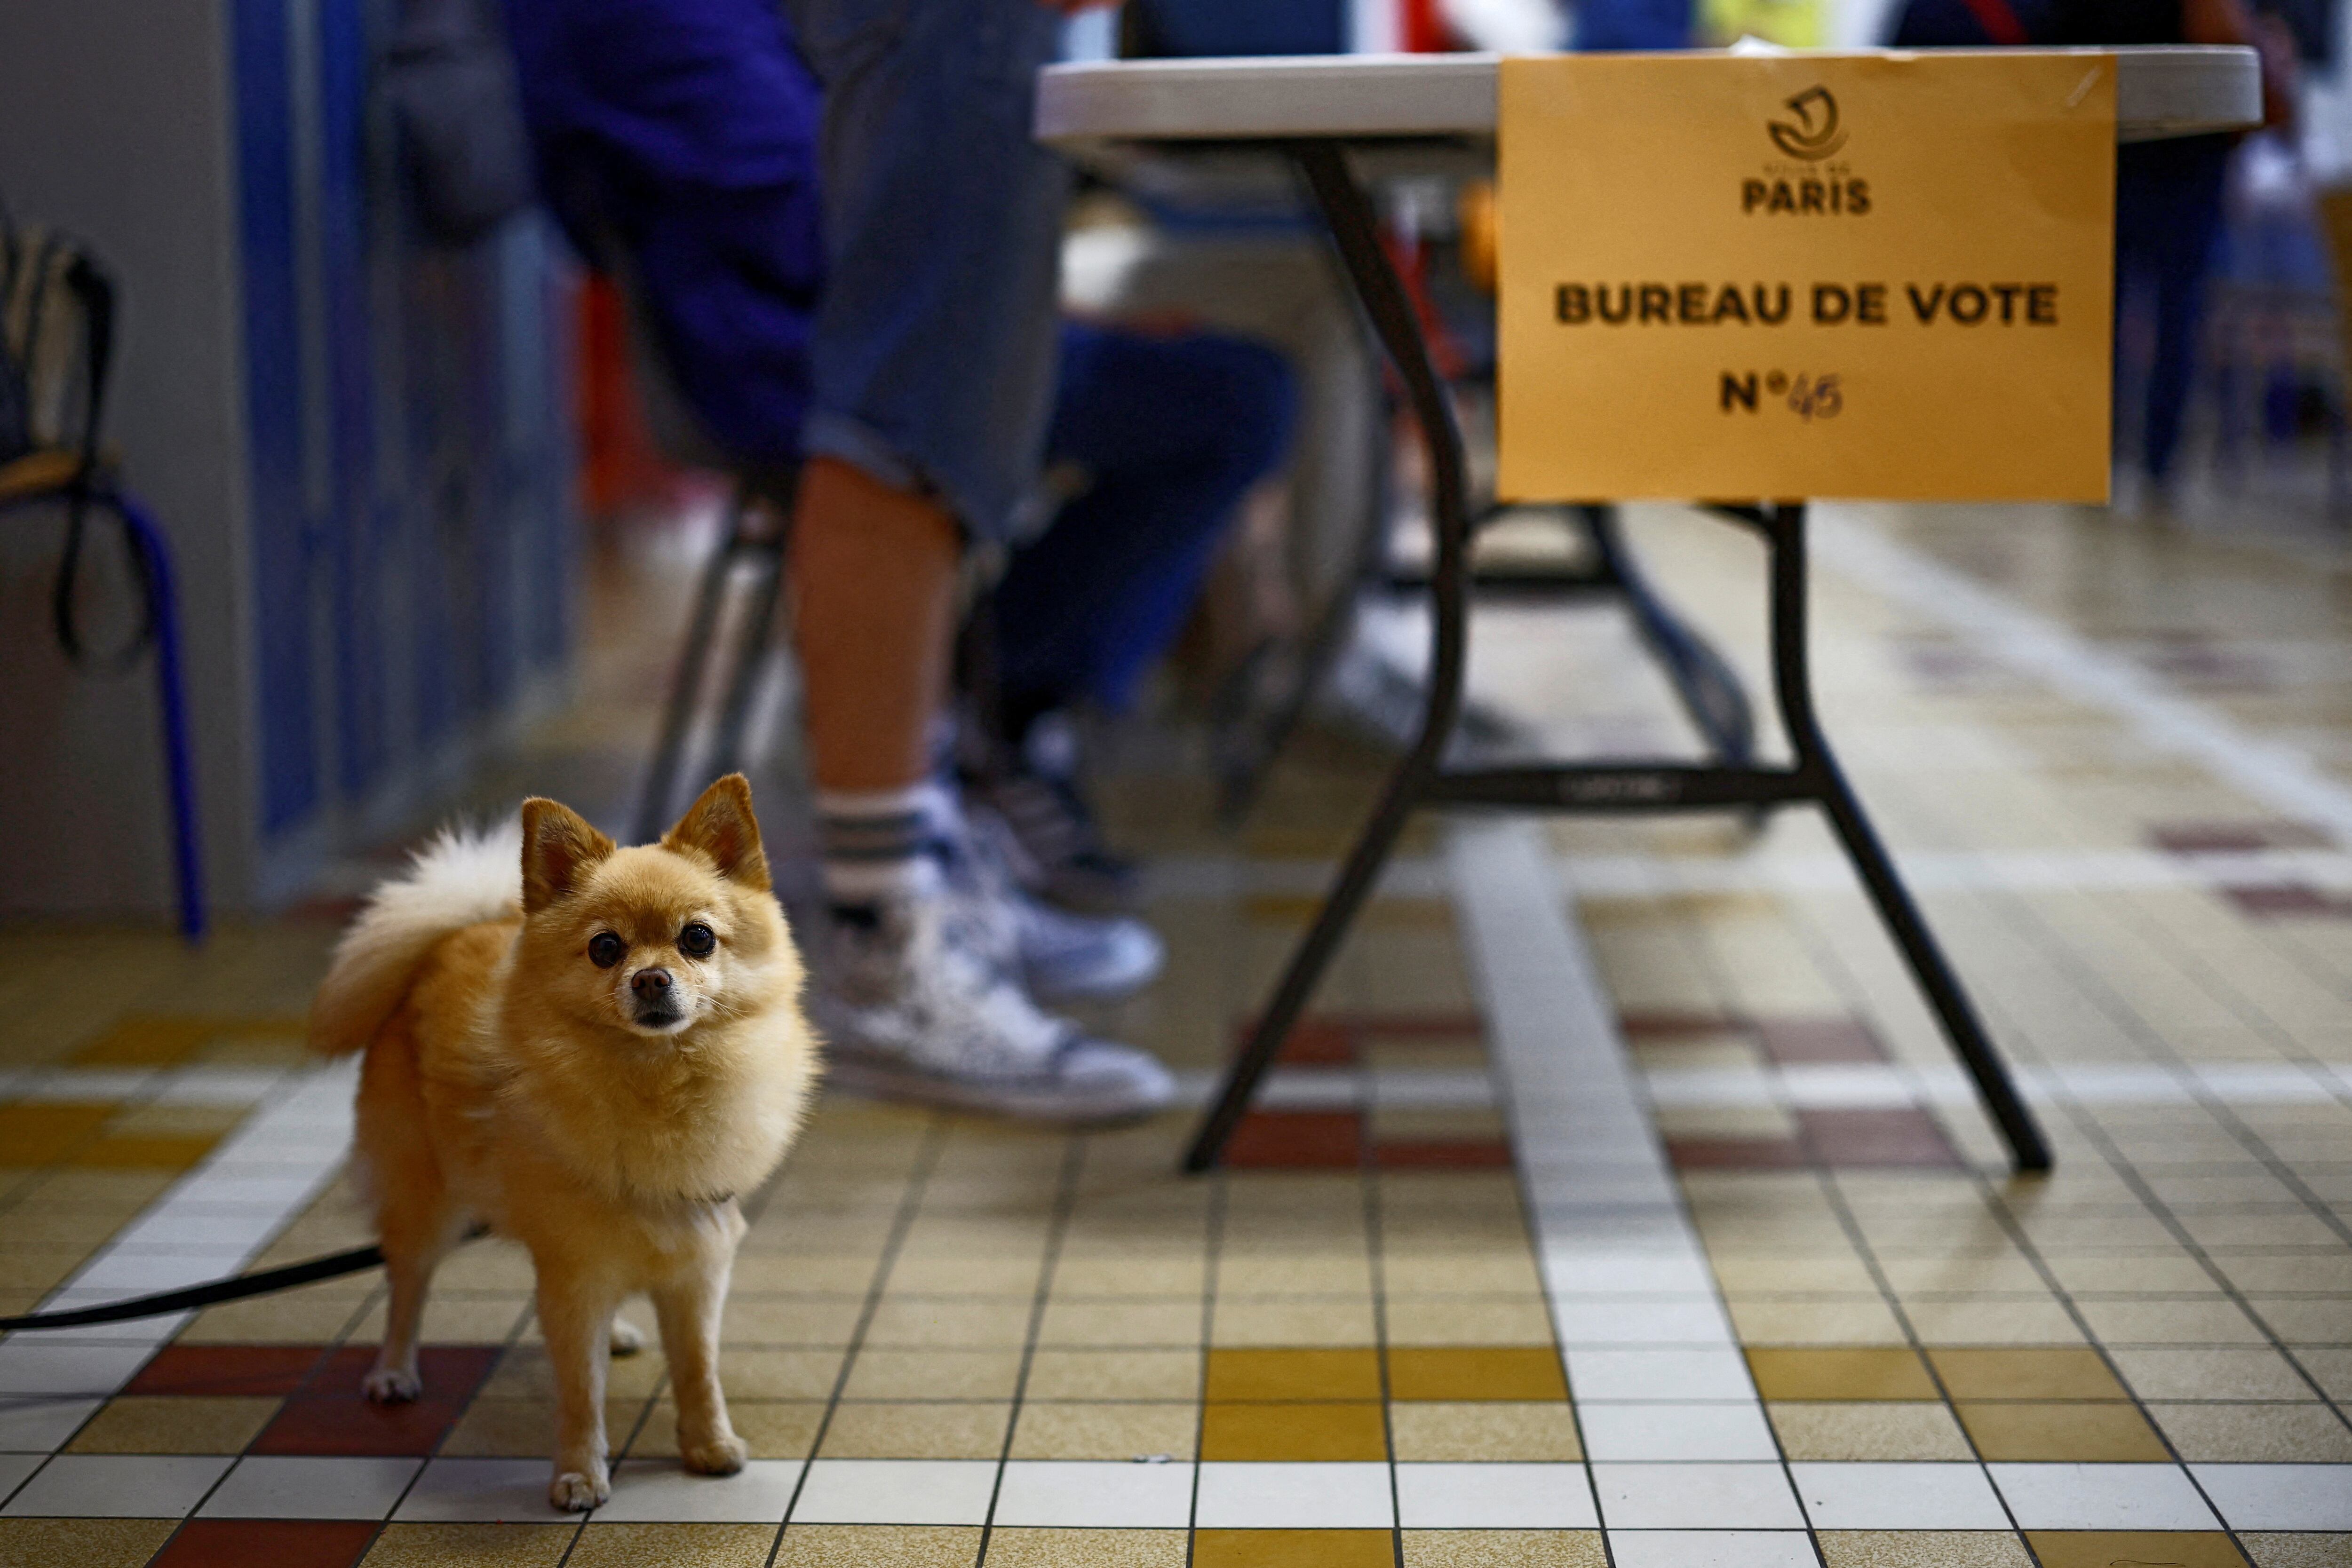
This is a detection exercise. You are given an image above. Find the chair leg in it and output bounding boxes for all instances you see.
[107,490,206,943]
[636,488,755,844]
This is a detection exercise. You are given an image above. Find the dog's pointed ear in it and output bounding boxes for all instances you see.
[520,798,616,915]
[663,773,770,891]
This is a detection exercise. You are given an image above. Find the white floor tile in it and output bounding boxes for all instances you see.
[1395,1462,1598,1528]
[1607,1529,1818,1568]
[1566,1349,1758,1402]
[0,1453,231,1518]
[1543,1256,1719,1297]
[1591,1463,1806,1528]
[0,1397,101,1451]
[1553,1301,1735,1346]
[1989,1463,2219,1530]
[2191,1463,2352,1529]
[200,1456,420,1520]
[1194,1462,1394,1528]
[1791,1462,2008,1529]
[591,1459,802,1522]
[394,1458,557,1522]
[991,1460,1194,1527]
[0,1344,157,1396]
[66,1250,254,1293]
[1579,1404,1779,1461]
[789,1459,998,1525]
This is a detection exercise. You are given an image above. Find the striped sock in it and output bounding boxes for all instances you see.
[815,782,953,909]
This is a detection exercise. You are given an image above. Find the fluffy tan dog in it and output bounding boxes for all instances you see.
[309,774,818,1511]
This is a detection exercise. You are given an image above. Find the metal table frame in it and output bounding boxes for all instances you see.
[1051,48,2255,1175]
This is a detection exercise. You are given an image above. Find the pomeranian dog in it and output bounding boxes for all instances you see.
[308,774,819,1511]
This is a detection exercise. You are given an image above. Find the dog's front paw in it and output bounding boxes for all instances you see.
[549,1465,610,1513]
[681,1432,748,1476]
[362,1366,422,1403]
[608,1317,645,1356]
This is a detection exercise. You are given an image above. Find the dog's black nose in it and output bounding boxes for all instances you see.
[632,968,673,998]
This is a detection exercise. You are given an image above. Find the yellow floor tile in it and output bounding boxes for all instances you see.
[443,1397,649,1458]
[1194,1530,1395,1568]
[629,1399,824,1460]
[2026,1533,2250,1568]
[1955,1401,2171,1462]
[1744,1347,1938,1401]
[0,1104,114,1165]
[1927,1347,2130,1401]
[1201,1401,1387,1460]
[1206,1348,1383,1402]
[1388,1347,1568,1402]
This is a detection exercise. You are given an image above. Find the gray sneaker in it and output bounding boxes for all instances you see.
[812,892,1175,1124]
[943,803,1164,1006]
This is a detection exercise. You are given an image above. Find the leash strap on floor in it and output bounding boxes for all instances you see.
[0,1243,388,1332]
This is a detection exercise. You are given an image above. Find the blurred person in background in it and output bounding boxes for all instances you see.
[1891,0,2301,503]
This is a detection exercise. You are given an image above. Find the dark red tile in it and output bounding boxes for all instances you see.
[1619,1011,1749,1040]
[151,1520,378,1568]
[2221,883,2352,920]
[125,1345,329,1397]
[1339,1012,1486,1041]
[1225,1111,1364,1169]
[2149,819,2327,854]
[1667,1137,1809,1170]
[251,1345,500,1456]
[1237,1017,1358,1067]
[1754,1017,1887,1065]
[1798,1108,1962,1168]
[1375,1140,1513,1169]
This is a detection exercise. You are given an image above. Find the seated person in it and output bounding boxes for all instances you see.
[973,319,1297,915]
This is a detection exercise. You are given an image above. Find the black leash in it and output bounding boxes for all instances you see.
[0,1244,388,1333]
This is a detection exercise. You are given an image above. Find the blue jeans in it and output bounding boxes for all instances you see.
[993,324,1297,718]
[2116,138,2229,484]
[781,0,1071,540]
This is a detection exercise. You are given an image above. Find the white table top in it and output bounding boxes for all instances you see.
[1036,48,2260,149]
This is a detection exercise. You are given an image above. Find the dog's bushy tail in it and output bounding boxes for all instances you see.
[308,821,523,1057]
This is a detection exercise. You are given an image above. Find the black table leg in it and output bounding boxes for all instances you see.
[1184,141,1473,1173]
[1582,505,1756,767]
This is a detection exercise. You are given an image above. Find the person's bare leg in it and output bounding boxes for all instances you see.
[789,456,962,792]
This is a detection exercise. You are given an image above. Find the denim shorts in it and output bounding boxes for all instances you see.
[780,0,1071,541]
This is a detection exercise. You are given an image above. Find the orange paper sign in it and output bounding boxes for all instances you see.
[1497,53,2117,501]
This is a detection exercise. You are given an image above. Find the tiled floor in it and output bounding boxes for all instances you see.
[4,499,2351,1566]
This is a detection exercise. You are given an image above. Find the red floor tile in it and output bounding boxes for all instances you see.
[1798,1107,1962,1167]
[2149,819,2327,854]
[251,1345,500,1456]
[1618,1011,1748,1039]
[1667,1136,1810,1170]
[151,1519,378,1568]
[1375,1140,1513,1169]
[1754,1017,1886,1064]
[125,1345,331,1398]
[1244,1018,1358,1067]
[2221,883,2352,920]
[1225,1111,1364,1169]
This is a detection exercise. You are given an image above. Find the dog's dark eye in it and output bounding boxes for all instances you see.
[678,922,716,959]
[588,933,626,968]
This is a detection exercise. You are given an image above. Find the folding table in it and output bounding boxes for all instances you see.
[1036,47,2263,1175]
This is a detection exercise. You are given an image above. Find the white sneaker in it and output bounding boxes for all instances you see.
[943,805,1164,1005]
[812,893,1175,1124]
